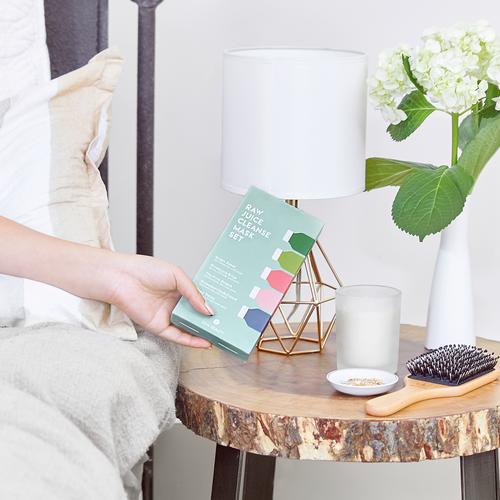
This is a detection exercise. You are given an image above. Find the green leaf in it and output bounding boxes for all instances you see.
[458,85,500,150]
[391,166,473,241]
[387,91,436,141]
[457,111,500,179]
[458,112,480,151]
[482,82,500,119]
[366,157,438,191]
[402,54,425,94]
[458,111,497,151]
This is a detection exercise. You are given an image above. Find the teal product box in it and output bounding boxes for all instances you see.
[171,186,324,360]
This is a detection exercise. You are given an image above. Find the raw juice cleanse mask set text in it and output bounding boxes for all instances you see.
[172,187,324,359]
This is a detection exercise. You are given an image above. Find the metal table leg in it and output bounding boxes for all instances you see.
[211,444,244,500]
[211,445,276,500]
[242,452,276,500]
[461,450,499,500]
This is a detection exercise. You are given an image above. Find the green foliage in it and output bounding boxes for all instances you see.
[458,84,500,150]
[457,112,500,181]
[367,58,500,241]
[391,166,473,241]
[458,112,480,151]
[366,157,437,190]
[482,82,500,119]
[457,111,500,179]
[387,91,436,141]
[367,107,500,239]
[401,54,425,94]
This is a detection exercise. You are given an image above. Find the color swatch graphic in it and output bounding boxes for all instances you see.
[249,286,282,313]
[283,229,315,256]
[272,248,303,275]
[238,306,271,332]
[260,266,293,293]
[241,230,316,333]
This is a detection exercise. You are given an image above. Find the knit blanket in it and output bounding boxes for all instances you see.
[0,323,180,499]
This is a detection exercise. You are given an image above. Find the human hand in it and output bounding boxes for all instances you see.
[109,254,213,348]
[0,217,212,348]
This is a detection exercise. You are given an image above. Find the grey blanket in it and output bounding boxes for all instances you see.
[0,323,180,499]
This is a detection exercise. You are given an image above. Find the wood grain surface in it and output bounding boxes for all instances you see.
[176,325,500,462]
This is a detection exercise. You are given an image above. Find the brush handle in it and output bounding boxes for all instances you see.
[365,384,438,417]
[366,369,500,417]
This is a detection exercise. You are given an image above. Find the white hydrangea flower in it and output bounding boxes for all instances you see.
[368,45,414,124]
[487,54,500,86]
[493,96,500,110]
[369,21,500,123]
[409,21,495,113]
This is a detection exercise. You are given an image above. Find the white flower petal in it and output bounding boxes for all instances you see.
[370,22,499,118]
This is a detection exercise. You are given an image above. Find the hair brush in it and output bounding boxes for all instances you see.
[365,345,500,417]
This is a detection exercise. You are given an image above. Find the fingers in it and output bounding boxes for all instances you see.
[172,265,214,316]
[159,325,212,349]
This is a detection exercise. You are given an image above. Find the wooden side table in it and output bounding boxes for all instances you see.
[176,325,500,500]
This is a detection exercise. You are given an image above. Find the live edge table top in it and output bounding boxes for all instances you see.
[176,325,500,463]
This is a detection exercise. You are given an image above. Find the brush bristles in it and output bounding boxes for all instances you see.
[407,345,499,386]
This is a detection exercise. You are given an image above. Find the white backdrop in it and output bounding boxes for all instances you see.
[108,1,499,498]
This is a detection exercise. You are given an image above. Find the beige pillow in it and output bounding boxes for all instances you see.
[0,48,137,340]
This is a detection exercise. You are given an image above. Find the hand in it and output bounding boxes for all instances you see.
[109,254,213,348]
[0,216,212,348]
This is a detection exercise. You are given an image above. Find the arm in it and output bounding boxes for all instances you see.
[0,216,212,348]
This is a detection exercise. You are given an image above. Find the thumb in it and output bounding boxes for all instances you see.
[172,266,214,316]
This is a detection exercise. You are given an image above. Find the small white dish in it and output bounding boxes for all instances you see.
[326,368,399,396]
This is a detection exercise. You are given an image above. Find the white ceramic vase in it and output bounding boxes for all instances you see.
[425,205,475,349]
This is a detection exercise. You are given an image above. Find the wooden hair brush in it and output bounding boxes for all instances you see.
[365,345,500,417]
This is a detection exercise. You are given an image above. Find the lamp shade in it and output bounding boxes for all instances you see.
[221,48,367,200]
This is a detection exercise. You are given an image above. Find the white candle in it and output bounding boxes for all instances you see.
[336,285,401,373]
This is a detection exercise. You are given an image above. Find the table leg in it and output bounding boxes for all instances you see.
[211,445,276,500]
[211,444,244,500]
[242,452,276,500]
[461,450,499,500]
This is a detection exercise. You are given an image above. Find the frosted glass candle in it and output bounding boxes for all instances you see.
[336,285,401,373]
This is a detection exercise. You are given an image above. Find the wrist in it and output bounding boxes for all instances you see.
[52,243,125,305]
[92,248,129,305]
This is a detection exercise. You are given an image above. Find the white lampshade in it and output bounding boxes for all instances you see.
[221,47,367,200]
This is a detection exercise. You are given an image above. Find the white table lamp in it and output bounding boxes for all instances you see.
[221,47,367,355]
[222,47,367,199]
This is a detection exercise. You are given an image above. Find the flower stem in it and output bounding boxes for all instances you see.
[451,112,459,165]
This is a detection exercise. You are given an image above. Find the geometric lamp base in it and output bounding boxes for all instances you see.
[257,238,342,356]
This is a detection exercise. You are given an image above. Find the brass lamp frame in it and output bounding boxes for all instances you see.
[257,200,342,355]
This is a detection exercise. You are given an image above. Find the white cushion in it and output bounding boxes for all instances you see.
[0,0,50,100]
[0,48,137,340]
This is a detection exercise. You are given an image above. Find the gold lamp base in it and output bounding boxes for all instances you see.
[257,200,342,356]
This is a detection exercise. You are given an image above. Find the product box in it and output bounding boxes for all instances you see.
[171,186,324,360]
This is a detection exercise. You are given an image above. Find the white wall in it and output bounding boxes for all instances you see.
[109,1,499,499]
